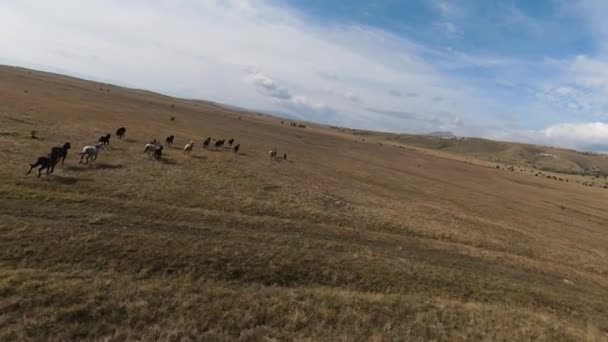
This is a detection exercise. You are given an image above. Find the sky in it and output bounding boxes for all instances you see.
[2,0,608,151]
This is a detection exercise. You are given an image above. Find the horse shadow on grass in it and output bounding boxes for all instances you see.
[95,163,125,170]
[64,163,124,172]
[270,158,294,164]
[46,175,92,185]
[191,155,208,160]
[158,158,178,165]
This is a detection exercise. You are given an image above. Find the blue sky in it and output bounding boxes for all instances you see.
[2,0,608,151]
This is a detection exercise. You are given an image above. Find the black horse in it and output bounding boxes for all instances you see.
[154,145,163,160]
[27,156,54,177]
[214,139,225,150]
[116,127,126,139]
[49,142,71,171]
[202,137,211,149]
[98,133,111,146]
[228,138,235,146]
[233,144,240,153]
[165,135,175,147]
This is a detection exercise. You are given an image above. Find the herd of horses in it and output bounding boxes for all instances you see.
[141,134,242,161]
[26,127,286,177]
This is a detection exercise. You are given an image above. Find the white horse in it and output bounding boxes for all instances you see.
[144,143,163,160]
[183,140,194,155]
[79,143,104,164]
[269,148,277,160]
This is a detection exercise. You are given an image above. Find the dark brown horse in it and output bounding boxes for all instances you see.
[27,156,54,177]
[49,142,71,171]
[202,137,211,149]
[165,135,175,147]
[116,127,126,139]
[98,133,111,146]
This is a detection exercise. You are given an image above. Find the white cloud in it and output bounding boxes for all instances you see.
[0,0,499,134]
[389,89,402,97]
[244,70,334,119]
[433,21,463,39]
[245,71,292,100]
[343,92,361,103]
[569,55,608,90]
[535,55,608,120]
[542,122,608,143]
[488,122,608,151]
[316,71,339,81]
[428,0,465,19]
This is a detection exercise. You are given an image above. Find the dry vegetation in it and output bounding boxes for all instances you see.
[366,132,608,179]
[1,66,607,341]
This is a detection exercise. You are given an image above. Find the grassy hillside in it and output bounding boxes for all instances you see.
[1,66,607,341]
[367,133,608,177]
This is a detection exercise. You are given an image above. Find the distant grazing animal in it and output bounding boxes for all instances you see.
[116,127,126,139]
[49,142,71,171]
[214,139,225,150]
[269,148,277,160]
[79,143,104,164]
[184,140,194,155]
[98,133,111,146]
[26,156,54,177]
[144,143,163,160]
[233,144,240,153]
[228,138,235,147]
[165,135,175,147]
[283,153,287,161]
[202,137,211,149]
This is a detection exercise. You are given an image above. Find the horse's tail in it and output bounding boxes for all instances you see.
[30,158,42,168]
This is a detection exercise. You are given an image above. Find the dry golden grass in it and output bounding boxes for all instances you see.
[0,65,607,341]
[361,131,608,179]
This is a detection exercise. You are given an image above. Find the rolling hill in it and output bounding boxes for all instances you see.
[1,65,607,341]
[375,133,608,177]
